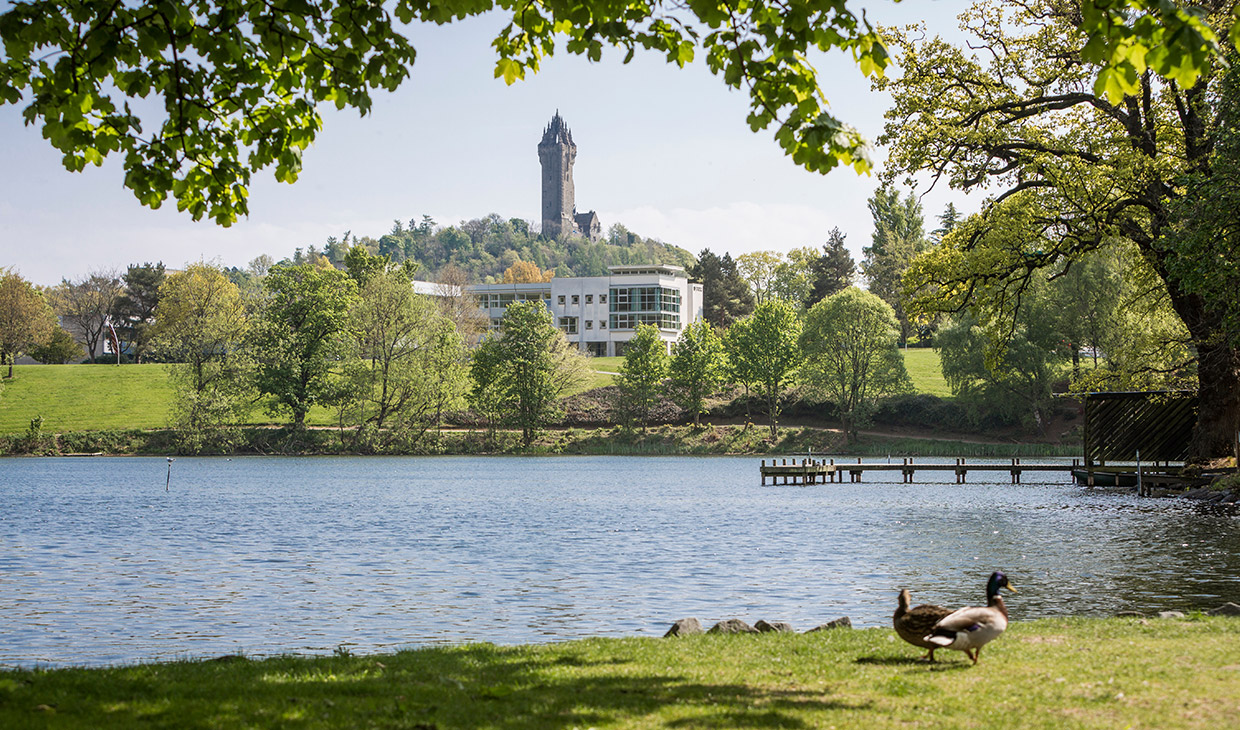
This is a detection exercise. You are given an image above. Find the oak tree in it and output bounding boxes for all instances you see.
[252,262,358,429]
[881,0,1240,460]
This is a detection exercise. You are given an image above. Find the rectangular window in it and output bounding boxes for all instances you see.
[599,320,607,330]
[600,294,607,304]
[585,320,593,330]
[608,312,680,331]
[585,294,593,304]
[572,294,579,305]
[558,316,578,335]
[558,295,565,306]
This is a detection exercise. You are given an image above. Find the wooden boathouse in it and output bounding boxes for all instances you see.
[1079,390,1196,487]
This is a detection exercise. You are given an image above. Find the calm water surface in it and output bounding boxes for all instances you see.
[2,455,1238,667]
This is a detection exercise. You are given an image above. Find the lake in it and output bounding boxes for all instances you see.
[2,455,1238,668]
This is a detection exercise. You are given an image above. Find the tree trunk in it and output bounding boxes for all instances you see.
[1189,338,1240,462]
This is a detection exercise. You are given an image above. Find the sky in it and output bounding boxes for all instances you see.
[0,1,975,287]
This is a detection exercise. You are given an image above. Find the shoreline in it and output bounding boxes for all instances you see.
[0,423,1080,459]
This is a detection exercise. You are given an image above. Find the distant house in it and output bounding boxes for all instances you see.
[469,264,704,357]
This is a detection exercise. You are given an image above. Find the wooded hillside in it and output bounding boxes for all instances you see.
[281,215,696,282]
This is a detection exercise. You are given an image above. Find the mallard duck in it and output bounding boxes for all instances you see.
[924,571,1017,665]
[893,588,953,662]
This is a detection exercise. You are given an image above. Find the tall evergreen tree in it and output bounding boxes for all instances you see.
[862,185,926,344]
[930,203,961,244]
[112,262,165,363]
[692,249,754,329]
[809,227,856,306]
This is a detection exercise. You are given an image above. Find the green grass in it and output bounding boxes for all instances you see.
[902,347,951,397]
[2,617,1236,729]
[0,365,344,435]
[582,355,623,390]
[0,352,946,436]
[0,364,174,434]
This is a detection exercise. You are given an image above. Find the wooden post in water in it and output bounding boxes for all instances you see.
[1137,449,1144,497]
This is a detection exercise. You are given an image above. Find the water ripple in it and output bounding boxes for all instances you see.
[1,455,1238,667]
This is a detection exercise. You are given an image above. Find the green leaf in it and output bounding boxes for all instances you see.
[494,58,523,85]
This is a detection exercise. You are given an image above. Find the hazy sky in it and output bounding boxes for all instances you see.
[0,1,974,286]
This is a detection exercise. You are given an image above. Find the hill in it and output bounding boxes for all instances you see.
[274,214,697,283]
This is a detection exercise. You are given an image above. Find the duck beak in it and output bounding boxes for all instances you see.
[1005,582,1018,593]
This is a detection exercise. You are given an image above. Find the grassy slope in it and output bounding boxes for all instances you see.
[0,351,948,435]
[903,347,951,397]
[1,617,1236,729]
[0,364,175,434]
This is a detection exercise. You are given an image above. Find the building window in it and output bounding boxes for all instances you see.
[585,294,593,304]
[600,294,607,304]
[585,320,593,330]
[599,320,607,329]
[609,312,681,331]
[558,295,565,305]
[558,317,578,335]
[572,294,579,305]
[606,285,683,329]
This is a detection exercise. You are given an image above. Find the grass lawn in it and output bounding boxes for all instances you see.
[583,355,623,390]
[0,364,174,434]
[0,365,343,435]
[1,617,1236,729]
[0,353,943,435]
[902,347,951,397]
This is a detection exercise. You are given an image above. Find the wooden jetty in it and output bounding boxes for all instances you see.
[760,457,1083,485]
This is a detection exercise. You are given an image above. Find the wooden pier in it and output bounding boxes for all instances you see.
[760,457,1083,485]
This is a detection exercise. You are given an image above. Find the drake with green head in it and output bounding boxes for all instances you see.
[924,571,1017,665]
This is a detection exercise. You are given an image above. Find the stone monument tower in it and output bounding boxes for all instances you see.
[538,112,601,239]
[538,111,577,238]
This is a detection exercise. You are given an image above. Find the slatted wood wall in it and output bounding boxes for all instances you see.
[1083,391,1197,464]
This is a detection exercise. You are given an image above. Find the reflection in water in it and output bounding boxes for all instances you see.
[1,456,1237,667]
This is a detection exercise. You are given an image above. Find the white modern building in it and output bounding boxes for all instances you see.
[469,264,704,356]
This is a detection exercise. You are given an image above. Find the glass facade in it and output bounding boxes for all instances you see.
[477,292,549,309]
[608,286,681,330]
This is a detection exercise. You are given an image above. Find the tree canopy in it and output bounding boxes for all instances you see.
[0,269,58,378]
[5,0,1229,225]
[724,299,803,437]
[881,0,1240,460]
[801,286,910,442]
